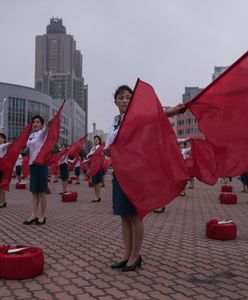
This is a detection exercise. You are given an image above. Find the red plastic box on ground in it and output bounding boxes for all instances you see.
[67,179,72,184]
[62,192,78,202]
[0,246,44,280]
[219,193,237,204]
[15,183,26,189]
[221,185,233,192]
[206,219,237,240]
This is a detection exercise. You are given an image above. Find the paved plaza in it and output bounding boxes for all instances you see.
[0,173,248,300]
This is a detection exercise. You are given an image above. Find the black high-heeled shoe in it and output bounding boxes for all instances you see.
[111,260,128,269]
[153,207,165,213]
[23,217,38,225]
[37,218,46,225]
[0,202,7,208]
[91,197,101,202]
[121,256,142,272]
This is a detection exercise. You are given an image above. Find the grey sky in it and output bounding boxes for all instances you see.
[1,0,248,132]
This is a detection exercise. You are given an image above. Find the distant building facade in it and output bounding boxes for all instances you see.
[0,82,86,145]
[35,17,88,134]
[176,87,203,138]
[176,66,228,139]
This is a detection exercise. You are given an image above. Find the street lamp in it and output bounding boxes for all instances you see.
[0,98,7,133]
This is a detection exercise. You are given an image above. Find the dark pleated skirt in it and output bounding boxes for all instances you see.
[92,170,103,184]
[59,163,69,181]
[0,170,4,183]
[241,173,248,185]
[15,166,22,176]
[112,174,137,216]
[74,166,80,177]
[29,164,48,193]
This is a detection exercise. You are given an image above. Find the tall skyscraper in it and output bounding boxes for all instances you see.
[35,17,88,132]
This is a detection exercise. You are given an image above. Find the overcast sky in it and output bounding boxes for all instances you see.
[1,0,248,132]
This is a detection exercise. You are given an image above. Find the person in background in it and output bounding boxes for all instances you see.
[15,153,23,183]
[240,172,248,193]
[58,144,69,194]
[87,135,103,202]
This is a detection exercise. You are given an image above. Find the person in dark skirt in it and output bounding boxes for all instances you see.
[58,144,69,194]
[87,135,103,202]
[15,154,23,183]
[105,85,186,272]
[240,172,248,192]
[23,116,48,225]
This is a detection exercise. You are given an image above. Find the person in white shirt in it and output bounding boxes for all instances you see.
[23,115,48,225]
[87,135,103,202]
[105,85,186,271]
[15,153,23,183]
[0,133,8,208]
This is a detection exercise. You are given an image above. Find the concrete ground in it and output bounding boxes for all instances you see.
[0,173,248,300]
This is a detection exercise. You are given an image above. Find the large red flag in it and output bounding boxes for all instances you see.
[0,123,32,191]
[110,79,189,220]
[33,100,66,165]
[67,136,87,156]
[186,52,248,177]
[88,144,105,177]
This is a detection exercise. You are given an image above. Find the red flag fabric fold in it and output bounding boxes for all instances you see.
[67,136,87,157]
[22,155,30,178]
[186,51,248,177]
[33,100,66,165]
[190,139,218,185]
[88,144,105,177]
[110,79,189,220]
[68,156,80,172]
[0,123,32,191]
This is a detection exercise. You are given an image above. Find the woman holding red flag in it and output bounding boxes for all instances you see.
[23,116,49,225]
[87,135,103,202]
[105,85,186,272]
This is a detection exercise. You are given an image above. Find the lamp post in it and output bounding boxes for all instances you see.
[0,98,7,134]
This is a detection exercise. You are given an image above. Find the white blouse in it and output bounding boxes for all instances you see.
[87,145,100,158]
[15,154,23,166]
[0,143,9,158]
[105,114,124,148]
[27,127,48,165]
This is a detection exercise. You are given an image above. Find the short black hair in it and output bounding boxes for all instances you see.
[114,85,133,100]
[0,133,7,143]
[31,115,44,125]
[94,135,102,144]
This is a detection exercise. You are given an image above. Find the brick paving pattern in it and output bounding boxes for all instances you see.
[0,173,248,299]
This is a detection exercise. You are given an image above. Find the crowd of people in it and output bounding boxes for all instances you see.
[0,84,246,273]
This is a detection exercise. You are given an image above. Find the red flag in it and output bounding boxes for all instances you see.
[67,136,87,156]
[68,156,80,172]
[186,52,248,177]
[110,79,189,220]
[0,123,32,191]
[22,155,30,178]
[88,144,105,177]
[80,160,89,172]
[33,100,65,165]
[190,139,217,185]
[102,157,111,172]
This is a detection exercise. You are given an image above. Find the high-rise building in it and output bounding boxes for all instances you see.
[35,17,88,133]
[176,87,203,138]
